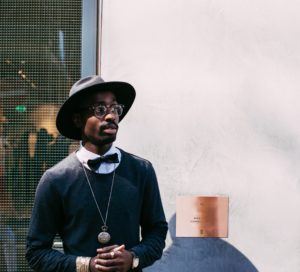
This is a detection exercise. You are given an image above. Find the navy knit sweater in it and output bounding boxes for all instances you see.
[26,149,168,271]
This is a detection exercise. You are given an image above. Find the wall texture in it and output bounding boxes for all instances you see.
[101,1,300,271]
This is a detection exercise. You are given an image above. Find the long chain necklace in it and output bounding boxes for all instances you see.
[82,164,116,244]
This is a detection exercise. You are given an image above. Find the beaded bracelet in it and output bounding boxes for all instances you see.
[76,256,91,272]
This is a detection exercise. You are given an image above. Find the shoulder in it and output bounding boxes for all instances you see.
[117,148,157,177]
[117,148,159,185]
[47,152,79,174]
[118,148,153,168]
[38,153,81,187]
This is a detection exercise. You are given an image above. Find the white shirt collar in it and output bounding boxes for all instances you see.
[76,144,121,174]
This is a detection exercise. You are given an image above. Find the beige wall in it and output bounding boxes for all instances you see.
[101,1,300,271]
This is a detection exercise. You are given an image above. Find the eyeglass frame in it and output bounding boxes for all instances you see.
[78,103,125,118]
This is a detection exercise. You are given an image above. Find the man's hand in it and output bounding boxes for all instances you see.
[89,244,133,272]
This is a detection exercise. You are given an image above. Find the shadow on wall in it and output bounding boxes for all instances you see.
[145,214,258,272]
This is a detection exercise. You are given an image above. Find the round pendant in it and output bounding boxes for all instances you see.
[98,231,111,244]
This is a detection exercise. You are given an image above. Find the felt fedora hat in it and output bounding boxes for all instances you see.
[56,75,136,140]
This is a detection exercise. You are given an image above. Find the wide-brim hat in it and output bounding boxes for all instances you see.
[56,75,136,140]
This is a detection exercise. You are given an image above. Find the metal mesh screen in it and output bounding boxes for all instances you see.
[0,1,82,270]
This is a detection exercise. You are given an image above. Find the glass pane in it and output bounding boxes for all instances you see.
[0,1,82,270]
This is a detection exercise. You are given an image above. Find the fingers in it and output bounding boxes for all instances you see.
[112,244,125,252]
[94,253,124,271]
[110,251,115,259]
[91,257,117,271]
[94,264,116,272]
[93,245,127,271]
[95,257,118,267]
[89,256,108,272]
[97,248,122,260]
[97,244,125,256]
[97,245,119,254]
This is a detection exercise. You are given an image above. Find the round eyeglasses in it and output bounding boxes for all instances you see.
[81,104,125,118]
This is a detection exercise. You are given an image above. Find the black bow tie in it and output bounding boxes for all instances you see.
[87,153,119,171]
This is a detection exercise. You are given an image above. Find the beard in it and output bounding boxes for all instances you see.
[99,134,117,145]
[82,120,118,146]
[87,130,117,146]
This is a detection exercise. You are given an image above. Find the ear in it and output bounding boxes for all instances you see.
[72,113,83,128]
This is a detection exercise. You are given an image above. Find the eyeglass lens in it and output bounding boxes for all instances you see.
[94,104,124,117]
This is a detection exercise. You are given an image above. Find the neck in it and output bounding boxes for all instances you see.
[83,142,112,155]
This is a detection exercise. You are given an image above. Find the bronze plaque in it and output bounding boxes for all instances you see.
[176,196,229,238]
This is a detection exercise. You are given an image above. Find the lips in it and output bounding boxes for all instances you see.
[103,127,117,134]
[100,123,118,135]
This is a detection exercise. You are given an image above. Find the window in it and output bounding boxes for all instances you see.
[0,1,95,270]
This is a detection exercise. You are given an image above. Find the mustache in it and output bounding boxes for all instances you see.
[99,121,119,131]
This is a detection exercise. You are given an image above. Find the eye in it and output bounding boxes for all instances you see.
[94,105,107,116]
[112,104,124,116]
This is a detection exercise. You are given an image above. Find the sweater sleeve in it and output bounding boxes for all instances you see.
[129,163,168,269]
[25,171,77,272]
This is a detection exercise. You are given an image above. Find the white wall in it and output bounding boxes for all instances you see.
[101,1,300,271]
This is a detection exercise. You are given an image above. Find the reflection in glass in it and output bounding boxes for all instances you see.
[0,1,82,270]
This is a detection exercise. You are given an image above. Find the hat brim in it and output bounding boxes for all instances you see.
[56,81,135,140]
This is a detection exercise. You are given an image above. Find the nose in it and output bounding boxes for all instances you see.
[104,112,118,122]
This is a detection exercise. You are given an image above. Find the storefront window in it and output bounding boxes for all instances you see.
[0,1,86,270]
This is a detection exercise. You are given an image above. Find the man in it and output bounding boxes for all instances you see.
[26,75,168,272]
